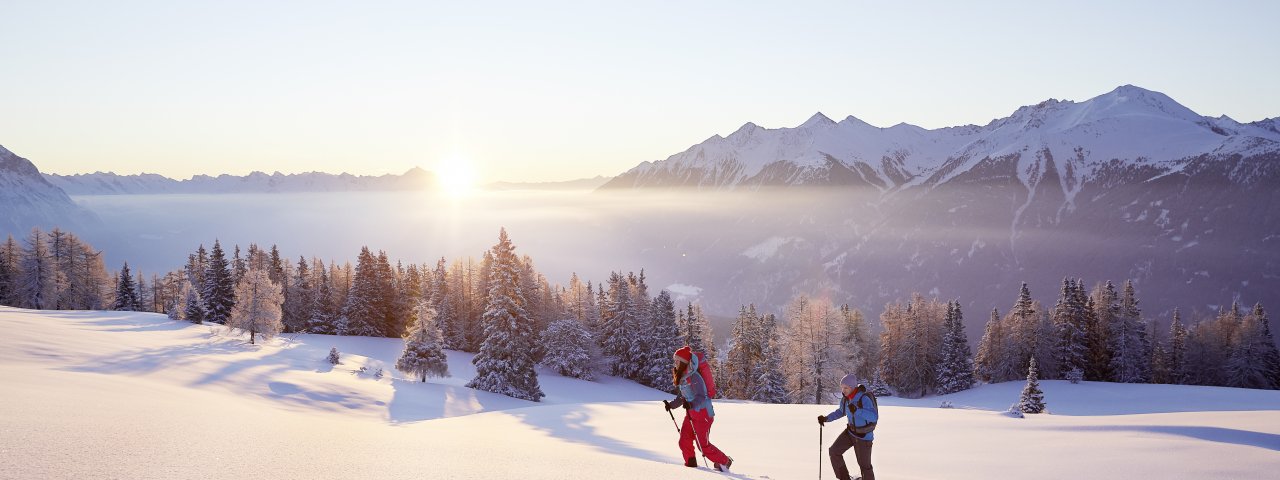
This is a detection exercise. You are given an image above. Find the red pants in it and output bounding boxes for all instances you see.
[679,409,730,465]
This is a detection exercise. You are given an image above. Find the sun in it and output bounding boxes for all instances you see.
[435,157,478,197]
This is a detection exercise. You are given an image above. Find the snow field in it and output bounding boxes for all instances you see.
[2,306,1279,479]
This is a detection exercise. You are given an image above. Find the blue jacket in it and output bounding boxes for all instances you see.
[825,388,878,441]
[672,353,714,417]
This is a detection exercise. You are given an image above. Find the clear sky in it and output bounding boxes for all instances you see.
[2,0,1277,182]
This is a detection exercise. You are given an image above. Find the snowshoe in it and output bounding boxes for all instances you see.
[714,456,733,472]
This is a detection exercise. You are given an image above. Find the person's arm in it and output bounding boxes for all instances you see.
[665,396,687,410]
[824,399,847,423]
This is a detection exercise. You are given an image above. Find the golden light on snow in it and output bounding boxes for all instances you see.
[435,156,478,197]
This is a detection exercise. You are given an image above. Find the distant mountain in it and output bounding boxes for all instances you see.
[602,85,1280,191]
[0,145,101,236]
[486,176,614,191]
[598,85,1280,320]
[45,168,436,195]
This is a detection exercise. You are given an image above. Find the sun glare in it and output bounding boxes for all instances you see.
[435,157,478,197]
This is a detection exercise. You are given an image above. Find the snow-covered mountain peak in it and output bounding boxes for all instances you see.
[799,112,836,129]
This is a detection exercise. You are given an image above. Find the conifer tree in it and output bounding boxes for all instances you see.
[0,235,20,306]
[397,303,450,382]
[282,256,313,333]
[467,228,544,401]
[1052,278,1088,379]
[1087,281,1119,380]
[307,263,337,334]
[937,301,976,394]
[1109,280,1149,383]
[1168,308,1188,383]
[203,240,236,325]
[753,312,789,403]
[976,307,1005,383]
[539,318,597,380]
[1225,306,1278,389]
[228,268,284,345]
[1017,356,1046,414]
[638,290,682,392]
[112,262,141,311]
[182,278,205,323]
[1252,303,1280,388]
[431,258,464,350]
[840,304,876,382]
[341,247,382,337]
[724,304,761,400]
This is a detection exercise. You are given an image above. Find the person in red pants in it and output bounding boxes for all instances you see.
[663,346,734,472]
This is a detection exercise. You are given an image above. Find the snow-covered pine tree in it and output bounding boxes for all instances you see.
[327,347,341,365]
[281,256,314,333]
[622,271,653,383]
[782,295,844,403]
[1050,278,1087,379]
[1004,283,1041,382]
[232,245,246,286]
[397,303,450,382]
[0,235,20,306]
[975,307,1005,383]
[868,365,893,397]
[539,318,597,380]
[466,228,544,401]
[168,277,192,320]
[724,304,761,400]
[182,277,205,323]
[17,228,58,310]
[1149,332,1172,384]
[937,301,976,394]
[466,253,491,352]
[1168,308,1188,384]
[638,290,682,392]
[1017,356,1046,414]
[112,262,141,311]
[1225,307,1278,389]
[753,312,789,403]
[203,240,236,325]
[227,267,284,345]
[1251,303,1280,389]
[431,258,463,350]
[1087,281,1119,381]
[341,247,382,337]
[1109,280,1149,383]
[306,261,337,334]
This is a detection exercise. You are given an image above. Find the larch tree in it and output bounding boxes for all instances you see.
[227,268,284,345]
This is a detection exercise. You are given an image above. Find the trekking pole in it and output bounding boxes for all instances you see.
[666,406,681,435]
[819,423,823,480]
[687,414,709,468]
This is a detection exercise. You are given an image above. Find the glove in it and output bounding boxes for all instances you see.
[663,400,672,411]
[817,415,826,426]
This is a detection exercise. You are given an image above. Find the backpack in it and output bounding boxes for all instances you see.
[694,351,717,398]
[849,386,878,436]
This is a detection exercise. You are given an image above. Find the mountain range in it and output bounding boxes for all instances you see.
[0,145,100,236]
[599,85,1280,319]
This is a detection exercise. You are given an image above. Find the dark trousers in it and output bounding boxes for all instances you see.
[829,430,873,480]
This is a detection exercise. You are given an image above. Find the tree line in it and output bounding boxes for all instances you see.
[3,227,1276,402]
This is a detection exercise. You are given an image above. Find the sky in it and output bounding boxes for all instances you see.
[2,0,1277,183]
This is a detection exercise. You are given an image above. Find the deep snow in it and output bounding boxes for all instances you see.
[2,306,1278,479]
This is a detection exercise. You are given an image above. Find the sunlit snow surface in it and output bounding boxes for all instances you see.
[2,306,1278,479]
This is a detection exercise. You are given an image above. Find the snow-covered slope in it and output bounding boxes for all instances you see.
[45,167,437,195]
[0,145,101,236]
[3,306,1278,479]
[601,85,1280,192]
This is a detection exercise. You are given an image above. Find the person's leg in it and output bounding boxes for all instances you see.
[828,430,855,480]
[690,411,731,465]
[853,437,875,480]
[679,413,696,464]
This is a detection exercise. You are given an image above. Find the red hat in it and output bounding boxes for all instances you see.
[673,346,693,363]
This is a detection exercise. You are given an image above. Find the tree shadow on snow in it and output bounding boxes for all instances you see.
[1051,425,1280,451]
[62,341,248,376]
[387,378,526,424]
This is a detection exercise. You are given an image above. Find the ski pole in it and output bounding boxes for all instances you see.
[819,422,823,480]
[666,405,681,435]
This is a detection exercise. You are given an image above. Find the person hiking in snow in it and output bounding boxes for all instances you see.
[662,345,734,472]
[819,374,878,480]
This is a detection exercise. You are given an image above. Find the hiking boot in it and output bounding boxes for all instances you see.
[715,456,733,472]
[684,457,697,468]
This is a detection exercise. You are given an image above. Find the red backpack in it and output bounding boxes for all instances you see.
[694,351,717,398]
